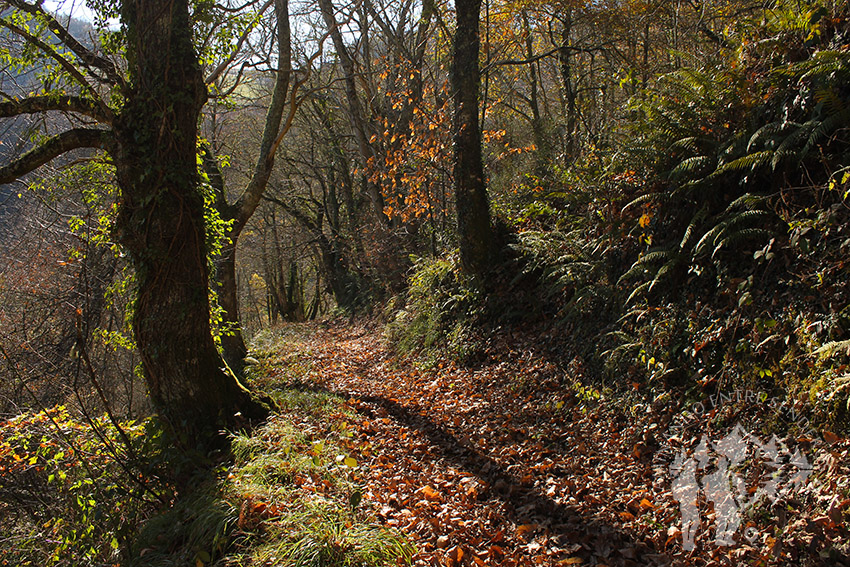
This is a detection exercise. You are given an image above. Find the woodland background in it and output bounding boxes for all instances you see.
[0,0,849,565]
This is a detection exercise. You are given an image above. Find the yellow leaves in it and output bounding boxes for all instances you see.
[639,213,652,228]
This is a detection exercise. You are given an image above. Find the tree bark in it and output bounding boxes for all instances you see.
[452,0,494,278]
[558,14,578,159]
[0,0,274,448]
[114,0,269,445]
[214,0,292,372]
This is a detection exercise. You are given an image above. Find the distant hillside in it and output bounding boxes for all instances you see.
[0,13,97,242]
[0,185,19,238]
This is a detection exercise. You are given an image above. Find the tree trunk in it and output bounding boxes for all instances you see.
[452,0,493,278]
[217,243,248,370]
[317,0,387,224]
[114,0,269,446]
[521,10,550,170]
[558,14,578,159]
[213,0,291,372]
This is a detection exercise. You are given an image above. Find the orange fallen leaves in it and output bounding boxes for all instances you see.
[268,323,850,567]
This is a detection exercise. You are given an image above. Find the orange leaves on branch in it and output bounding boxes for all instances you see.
[365,60,451,224]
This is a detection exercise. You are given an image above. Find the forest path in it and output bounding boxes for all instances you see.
[269,323,675,567]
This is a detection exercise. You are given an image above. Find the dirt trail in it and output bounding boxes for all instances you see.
[280,324,671,567]
[272,323,848,567]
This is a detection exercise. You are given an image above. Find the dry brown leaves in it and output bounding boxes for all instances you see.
[264,323,850,567]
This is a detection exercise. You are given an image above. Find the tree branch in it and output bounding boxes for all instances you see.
[231,0,291,229]
[363,0,412,61]
[205,0,275,85]
[483,45,609,73]
[0,94,112,124]
[0,128,114,184]
[262,193,318,232]
[4,0,125,87]
[0,19,114,120]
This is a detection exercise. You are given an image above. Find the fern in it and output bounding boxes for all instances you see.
[625,280,652,305]
[619,250,673,281]
[801,108,850,156]
[678,206,709,251]
[713,228,772,258]
[669,155,713,180]
[747,122,795,153]
[717,150,773,174]
[648,258,679,292]
[813,339,850,359]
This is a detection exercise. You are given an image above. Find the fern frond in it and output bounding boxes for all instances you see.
[719,131,749,164]
[814,88,847,115]
[669,155,713,180]
[635,249,673,266]
[748,122,795,152]
[712,228,772,258]
[622,192,657,211]
[625,280,652,305]
[802,108,850,155]
[722,209,772,228]
[648,258,679,292]
[793,50,850,82]
[771,119,817,165]
[668,136,701,154]
[726,193,767,210]
[717,150,773,174]
[694,220,731,256]
[679,206,709,252]
[618,249,674,285]
[812,339,850,359]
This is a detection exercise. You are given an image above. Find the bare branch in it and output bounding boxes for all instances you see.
[483,45,609,73]
[3,0,125,87]
[363,0,412,61]
[0,128,114,184]
[0,94,112,124]
[205,0,275,85]
[0,19,114,121]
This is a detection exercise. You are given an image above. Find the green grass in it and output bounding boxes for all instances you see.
[123,328,414,567]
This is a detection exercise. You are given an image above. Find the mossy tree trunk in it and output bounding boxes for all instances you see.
[114,0,270,445]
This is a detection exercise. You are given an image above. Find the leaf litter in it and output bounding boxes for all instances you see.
[257,322,850,566]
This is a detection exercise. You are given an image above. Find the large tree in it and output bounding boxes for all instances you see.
[0,0,273,447]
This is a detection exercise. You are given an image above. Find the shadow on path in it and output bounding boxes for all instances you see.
[285,379,663,567]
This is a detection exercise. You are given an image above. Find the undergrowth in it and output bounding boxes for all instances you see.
[384,253,486,366]
[383,2,850,436]
[0,327,415,567]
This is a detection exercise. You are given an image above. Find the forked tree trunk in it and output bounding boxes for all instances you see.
[452,0,494,277]
[215,0,291,372]
[114,0,269,446]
